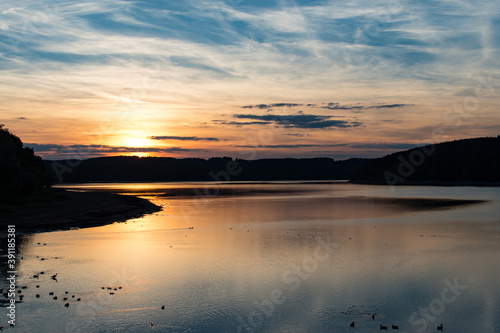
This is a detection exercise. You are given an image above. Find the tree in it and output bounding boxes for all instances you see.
[0,124,50,199]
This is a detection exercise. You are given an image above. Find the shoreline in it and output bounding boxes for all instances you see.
[349,180,500,187]
[0,190,161,234]
[1,180,497,234]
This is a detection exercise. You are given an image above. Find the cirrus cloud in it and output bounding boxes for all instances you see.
[149,136,223,142]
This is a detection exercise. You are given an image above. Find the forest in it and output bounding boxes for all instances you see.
[350,136,500,185]
[0,125,50,201]
[46,156,369,183]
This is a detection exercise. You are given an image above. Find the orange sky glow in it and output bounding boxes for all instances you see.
[1,0,499,160]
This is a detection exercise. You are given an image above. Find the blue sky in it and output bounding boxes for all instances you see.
[1,0,499,159]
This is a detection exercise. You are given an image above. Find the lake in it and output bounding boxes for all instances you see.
[2,181,500,332]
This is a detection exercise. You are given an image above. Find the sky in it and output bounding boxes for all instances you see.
[1,0,499,160]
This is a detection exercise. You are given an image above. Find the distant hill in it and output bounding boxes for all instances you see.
[0,124,50,200]
[350,136,500,186]
[45,156,370,183]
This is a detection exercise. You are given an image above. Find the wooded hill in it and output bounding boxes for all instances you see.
[0,125,50,200]
[350,136,500,185]
[46,156,370,183]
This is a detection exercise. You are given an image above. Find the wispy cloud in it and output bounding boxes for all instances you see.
[1,0,499,159]
[320,103,365,111]
[212,120,272,126]
[235,144,325,149]
[232,114,362,129]
[234,143,418,150]
[320,102,412,111]
[241,103,303,109]
[284,133,308,137]
[149,136,222,142]
[240,102,412,112]
[25,143,201,159]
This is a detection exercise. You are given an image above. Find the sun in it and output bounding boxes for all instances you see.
[121,136,153,157]
[129,152,149,158]
[123,137,150,148]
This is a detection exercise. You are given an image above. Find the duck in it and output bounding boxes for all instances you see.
[350,321,355,327]
[437,323,443,331]
[380,325,388,330]
[392,325,399,329]
[161,305,165,310]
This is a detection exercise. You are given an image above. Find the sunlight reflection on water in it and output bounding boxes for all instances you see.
[2,182,500,332]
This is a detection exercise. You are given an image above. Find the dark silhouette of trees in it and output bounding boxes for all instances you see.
[46,156,369,183]
[7,126,497,188]
[350,136,500,185]
[0,124,50,200]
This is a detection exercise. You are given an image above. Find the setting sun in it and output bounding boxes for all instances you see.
[123,137,151,148]
[129,152,150,158]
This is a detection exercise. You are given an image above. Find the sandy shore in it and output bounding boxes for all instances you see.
[0,190,161,234]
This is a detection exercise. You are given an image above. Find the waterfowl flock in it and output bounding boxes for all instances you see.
[0,242,129,317]
[347,317,444,331]
[1,226,451,331]
[0,268,129,315]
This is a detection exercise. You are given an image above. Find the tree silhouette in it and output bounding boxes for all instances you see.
[0,124,50,199]
[350,136,500,185]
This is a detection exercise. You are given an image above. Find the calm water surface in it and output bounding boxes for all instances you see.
[2,182,500,332]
